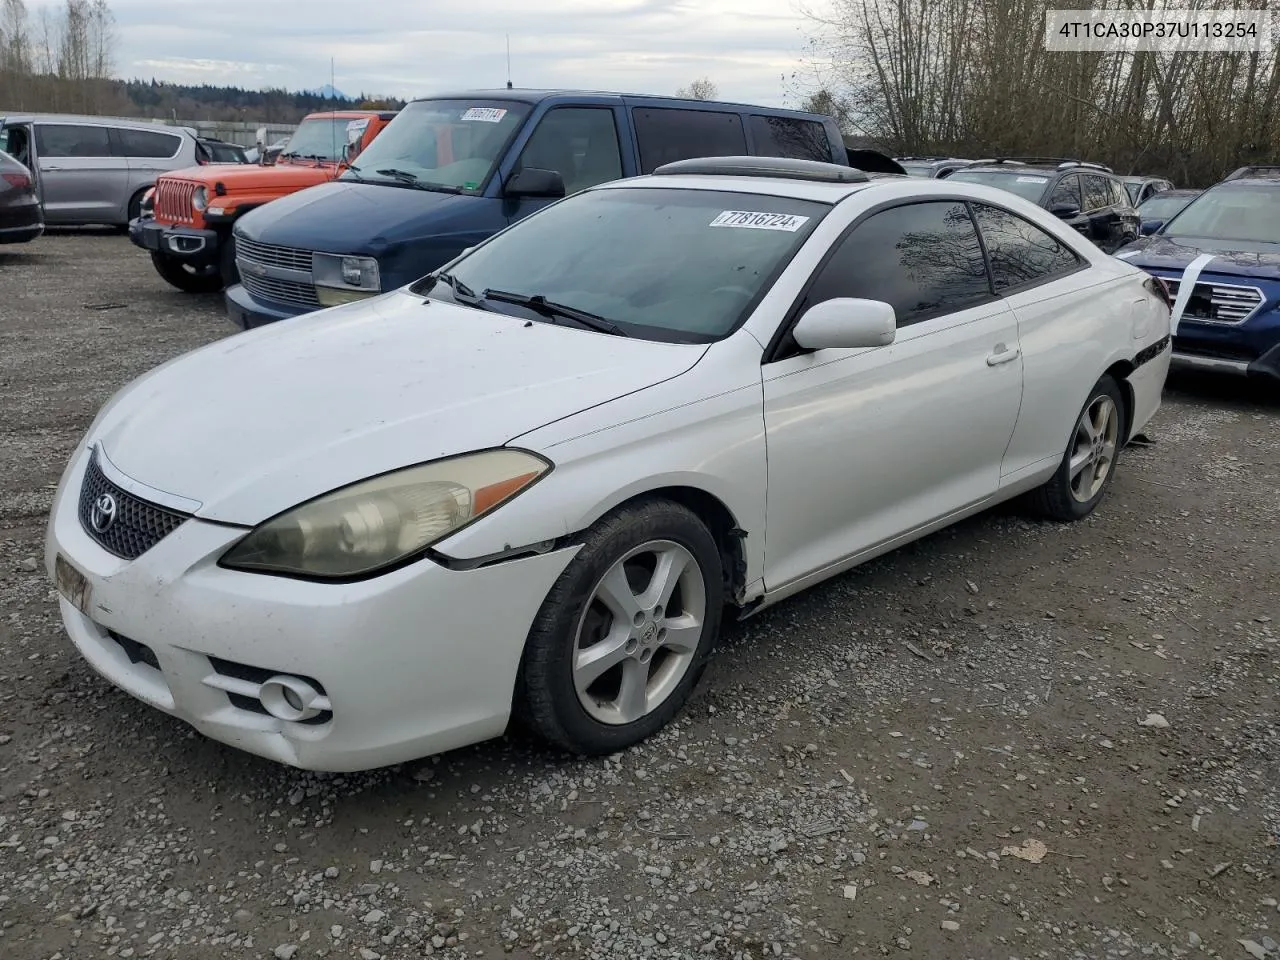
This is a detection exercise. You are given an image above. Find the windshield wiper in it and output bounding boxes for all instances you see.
[434,271,478,301]
[374,169,464,194]
[481,289,629,337]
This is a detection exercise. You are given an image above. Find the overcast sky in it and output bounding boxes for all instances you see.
[25,0,831,107]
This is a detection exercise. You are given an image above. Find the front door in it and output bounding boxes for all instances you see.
[33,122,128,224]
[501,106,626,225]
[761,199,1024,591]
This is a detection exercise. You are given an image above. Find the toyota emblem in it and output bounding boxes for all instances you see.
[90,492,118,533]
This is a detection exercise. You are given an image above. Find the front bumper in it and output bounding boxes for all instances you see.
[224,281,304,330]
[45,444,579,772]
[130,217,221,265]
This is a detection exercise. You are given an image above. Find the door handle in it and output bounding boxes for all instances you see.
[42,164,63,171]
[986,344,1020,366]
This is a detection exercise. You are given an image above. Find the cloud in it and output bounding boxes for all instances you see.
[24,0,825,106]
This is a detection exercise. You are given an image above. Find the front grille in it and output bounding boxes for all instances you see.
[239,271,320,308]
[1163,278,1265,323]
[235,235,315,272]
[154,179,196,224]
[78,453,191,560]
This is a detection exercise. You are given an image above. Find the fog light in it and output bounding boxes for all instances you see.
[258,675,327,722]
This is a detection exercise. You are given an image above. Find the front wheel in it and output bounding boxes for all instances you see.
[515,498,724,755]
[1028,374,1126,521]
[150,251,223,294]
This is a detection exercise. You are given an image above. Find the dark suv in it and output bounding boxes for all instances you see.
[947,158,1141,253]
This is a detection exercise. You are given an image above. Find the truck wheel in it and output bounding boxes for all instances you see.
[150,252,223,294]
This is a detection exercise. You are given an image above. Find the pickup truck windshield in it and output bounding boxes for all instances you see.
[280,117,358,162]
[338,99,531,193]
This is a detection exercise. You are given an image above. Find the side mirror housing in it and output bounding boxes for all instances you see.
[504,167,566,199]
[792,298,897,351]
[1140,218,1163,235]
[1049,202,1081,219]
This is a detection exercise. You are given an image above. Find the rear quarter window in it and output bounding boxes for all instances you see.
[747,115,832,163]
[117,127,183,159]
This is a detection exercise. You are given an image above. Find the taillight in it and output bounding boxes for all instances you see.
[2,172,31,189]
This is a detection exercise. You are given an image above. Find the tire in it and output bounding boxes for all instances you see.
[127,189,146,222]
[150,251,223,294]
[515,498,724,755]
[1028,374,1126,521]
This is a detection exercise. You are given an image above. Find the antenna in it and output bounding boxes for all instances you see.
[506,35,512,89]
[330,57,337,164]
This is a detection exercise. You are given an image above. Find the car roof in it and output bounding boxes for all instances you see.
[0,112,198,136]
[1119,175,1168,183]
[1217,173,1280,186]
[1145,187,1200,197]
[409,88,834,121]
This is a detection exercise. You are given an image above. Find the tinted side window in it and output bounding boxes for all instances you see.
[748,115,831,162]
[633,107,747,174]
[1082,175,1111,211]
[118,127,182,158]
[972,202,1083,291]
[1049,174,1080,209]
[516,107,623,194]
[35,123,112,157]
[800,201,992,327]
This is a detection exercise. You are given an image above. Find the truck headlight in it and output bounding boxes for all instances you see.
[192,186,208,212]
[313,253,380,306]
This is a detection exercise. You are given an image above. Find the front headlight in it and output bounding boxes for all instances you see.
[313,252,380,293]
[192,186,208,212]
[219,449,551,579]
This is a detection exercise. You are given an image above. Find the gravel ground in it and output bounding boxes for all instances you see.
[1,231,1278,960]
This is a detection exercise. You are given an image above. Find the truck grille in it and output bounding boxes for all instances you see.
[239,272,320,308]
[78,452,191,560]
[1163,278,1265,324]
[236,236,315,272]
[154,179,196,224]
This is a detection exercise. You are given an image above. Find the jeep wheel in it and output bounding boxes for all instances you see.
[150,252,223,294]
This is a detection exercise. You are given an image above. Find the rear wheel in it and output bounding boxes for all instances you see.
[150,251,223,294]
[515,499,724,755]
[1028,374,1126,521]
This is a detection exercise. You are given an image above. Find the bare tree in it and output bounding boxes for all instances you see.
[676,76,718,100]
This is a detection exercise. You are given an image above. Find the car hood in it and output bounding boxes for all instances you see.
[1117,234,1280,281]
[164,161,338,191]
[90,291,708,525]
[235,179,468,254]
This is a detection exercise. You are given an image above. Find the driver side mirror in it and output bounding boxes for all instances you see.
[792,298,897,351]
[1140,219,1163,235]
[1049,202,1081,219]
[504,167,566,199]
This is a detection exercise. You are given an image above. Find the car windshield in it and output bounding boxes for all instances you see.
[280,117,357,162]
[900,163,933,177]
[415,186,829,342]
[947,169,1050,202]
[1161,185,1280,242]
[339,99,531,193]
[1138,192,1195,220]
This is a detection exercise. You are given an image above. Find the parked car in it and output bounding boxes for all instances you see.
[1114,169,1280,383]
[1136,188,1200,235]
[224,89,857,330]
[895,156,973,178]
[197,137,250,165]
[129,111,396,293]
[1119,175,1174,206]
[0,113,205,228]
[947,158,1141,253]
[47,156,1171,771]
[0,148,43,244]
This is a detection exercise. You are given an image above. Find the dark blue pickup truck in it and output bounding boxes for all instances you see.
[224,88,864,330]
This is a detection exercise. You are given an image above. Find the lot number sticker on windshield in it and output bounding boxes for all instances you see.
[462,107,508,123]
[710,210,810,231]
[1016,175,1050,183]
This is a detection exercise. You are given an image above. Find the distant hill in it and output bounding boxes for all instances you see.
[0,75,406,124]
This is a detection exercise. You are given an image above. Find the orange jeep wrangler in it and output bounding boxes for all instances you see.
[129,110,396,293]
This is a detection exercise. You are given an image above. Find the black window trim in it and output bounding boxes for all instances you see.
[34,120,115,159]
[762,195,1090,364]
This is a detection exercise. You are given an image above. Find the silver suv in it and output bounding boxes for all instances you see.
[0,113,203,228]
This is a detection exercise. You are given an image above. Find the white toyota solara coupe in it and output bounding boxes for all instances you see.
[46,156,1172,772]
